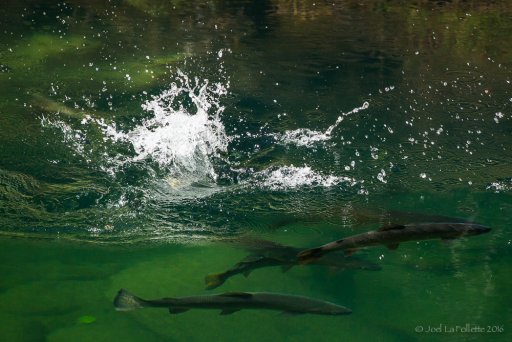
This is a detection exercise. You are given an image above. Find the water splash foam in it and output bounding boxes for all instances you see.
[486,179,512,193]
[274,101,369,147]
[43,70,230,187]
[248,165,359,190]
[40,70,365,202]
[117,70,229,181]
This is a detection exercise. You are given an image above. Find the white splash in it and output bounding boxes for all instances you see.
[40,116,87,156]
[276,128,333,147]
[249,165,358,190]
[41,69,230,185]
[117,71,229,181]
[40,68,368,200]
[274,101,369,147]
[486,180,511,193]
[377,169,387,183]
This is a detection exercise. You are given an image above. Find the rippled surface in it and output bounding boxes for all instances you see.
[0,1,511,341]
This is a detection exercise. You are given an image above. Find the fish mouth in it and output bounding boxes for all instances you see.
[318,306,352,315]
[471,224,491,235]
[334,308,352,315]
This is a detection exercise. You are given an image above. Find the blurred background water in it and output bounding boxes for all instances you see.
[0,0,511,341]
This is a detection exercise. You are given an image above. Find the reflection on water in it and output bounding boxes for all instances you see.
[0,0,511,341]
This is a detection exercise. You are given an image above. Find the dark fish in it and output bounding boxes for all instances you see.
[114,289,351,316]
[298,222,491,262]
[268,206,472,230]
[205,255,283,290]
[205,240,380,290]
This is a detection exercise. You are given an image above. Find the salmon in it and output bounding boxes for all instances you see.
[114,289,352,316]
[298,222,491,262]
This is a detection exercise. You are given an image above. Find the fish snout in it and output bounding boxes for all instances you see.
[469,224,491,235]
[316,304,352,315]
[332,306,352,315]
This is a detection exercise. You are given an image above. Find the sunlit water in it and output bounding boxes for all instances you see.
[0,1,511,341]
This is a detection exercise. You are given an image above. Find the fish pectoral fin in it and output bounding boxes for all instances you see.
[344,249,358,256]
[169,307,189,314]
[378,224,406,232]
[220,308,241,315]
[386,243,399,250]
[242,269,253,277]
[220,292,253,299]
[280,264,294,273]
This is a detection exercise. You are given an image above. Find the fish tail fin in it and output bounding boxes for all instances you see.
[113,289,146,311]
[204,273,226,290]
[297,247,324,263]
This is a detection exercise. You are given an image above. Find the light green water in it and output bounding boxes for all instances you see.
[0,0,511,341]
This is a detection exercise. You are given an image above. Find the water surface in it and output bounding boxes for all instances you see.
[0,1,511,341]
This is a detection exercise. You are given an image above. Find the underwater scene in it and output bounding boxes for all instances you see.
[0,0,511,341]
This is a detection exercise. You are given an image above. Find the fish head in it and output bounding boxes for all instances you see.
[326,305,352,315]
[309,304,352,315]
[461,223,491,236]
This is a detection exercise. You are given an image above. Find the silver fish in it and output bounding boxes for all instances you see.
[114,289,351,316]
[298,222,491,262]
[205,242,380,290]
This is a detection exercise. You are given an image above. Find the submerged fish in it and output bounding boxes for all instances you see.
[205,241,380,290]
[297,222,491,262]
[114,289,351,316]
[31,93,89,119]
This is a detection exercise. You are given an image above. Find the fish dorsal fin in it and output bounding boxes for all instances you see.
[220,292,253,299]
[378,224,406,232]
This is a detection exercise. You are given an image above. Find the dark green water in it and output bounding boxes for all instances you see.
[1,0,511,341]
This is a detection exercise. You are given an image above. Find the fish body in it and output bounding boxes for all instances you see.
[114,289,351,316]
[205,255,283,289]
[298,222,491,261]
[205,244,380,290]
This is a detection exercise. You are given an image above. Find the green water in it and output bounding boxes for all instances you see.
[1,0,511,341]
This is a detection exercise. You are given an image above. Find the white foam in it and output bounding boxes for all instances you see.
[119,70,229,182]
[486,180,511,193]
[40,70,367,200]
[276,128,331,147]
[249,165,358,190]
[274,101,369,147]
[44,70,230,186]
